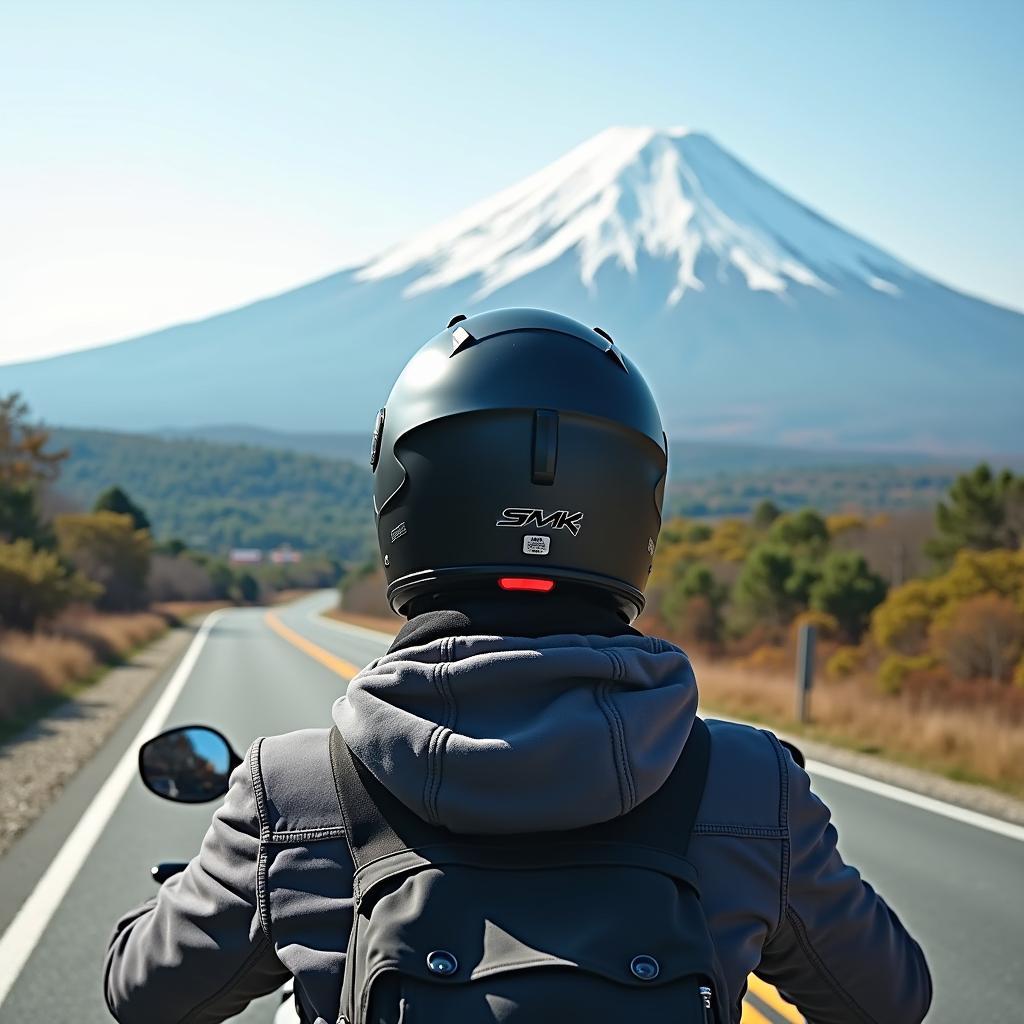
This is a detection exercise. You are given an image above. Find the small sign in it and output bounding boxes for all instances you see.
[523,535,550,555]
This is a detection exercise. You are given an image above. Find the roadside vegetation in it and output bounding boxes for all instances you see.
[0,395,342,731]
[640,464,1024,795]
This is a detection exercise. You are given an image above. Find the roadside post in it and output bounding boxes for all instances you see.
[795,623,816,723]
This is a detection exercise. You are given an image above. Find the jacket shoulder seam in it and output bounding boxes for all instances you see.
[265,826,348,844]
[760,729,790,941]
[248,738,273,940]
[692,823,786,838]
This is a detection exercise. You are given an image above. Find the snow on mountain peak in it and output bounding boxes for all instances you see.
[356,127,914,305]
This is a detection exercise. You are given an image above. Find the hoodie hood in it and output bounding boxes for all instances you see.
[332,630,697,834]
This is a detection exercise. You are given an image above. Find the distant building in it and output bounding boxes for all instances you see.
[270,546,302,564]
[229,548,263,564]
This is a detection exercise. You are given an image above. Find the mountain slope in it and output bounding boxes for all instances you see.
[5,127,1022,452]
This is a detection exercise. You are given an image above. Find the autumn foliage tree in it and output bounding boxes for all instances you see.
[55,511,152,611]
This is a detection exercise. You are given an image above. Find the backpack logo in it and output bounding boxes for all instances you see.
[496,507,584,537]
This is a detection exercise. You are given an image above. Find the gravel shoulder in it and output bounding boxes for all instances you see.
[0,625,196,858]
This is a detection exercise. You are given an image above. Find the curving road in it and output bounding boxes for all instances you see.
[0,591,1020,1023]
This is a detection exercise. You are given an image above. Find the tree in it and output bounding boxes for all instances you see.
[93,486,151,532]
[234,571,261,604]
[927,463,1024,566]
[931,593,1024,683]
[662,563,728,648]
[55,511,152,611]
[810,552,888,643]
[0,393,68,486]
[0,482,53,548]
[768,509,829,553]
[0,394,68,549]
[870,579,939,654]
[753,500,782,530]
[733,544,800,629]
[0,539,99,630]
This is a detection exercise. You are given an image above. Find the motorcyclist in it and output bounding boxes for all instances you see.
[104,308,932,1023]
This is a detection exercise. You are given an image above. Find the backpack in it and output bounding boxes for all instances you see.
[329,717,723,1024]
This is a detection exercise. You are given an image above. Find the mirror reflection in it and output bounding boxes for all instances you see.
[140,726,233,803]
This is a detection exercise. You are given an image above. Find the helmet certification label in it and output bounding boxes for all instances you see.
[523,535,550,555]
[390,522,407,543]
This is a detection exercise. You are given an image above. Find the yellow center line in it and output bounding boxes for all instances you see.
[741,1001,774,1024]
[267,612,802,1024]
[264,611,361,680]
[747,975,805,1022]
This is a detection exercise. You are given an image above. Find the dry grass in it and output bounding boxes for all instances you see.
[0,609,170,730]
[152,600,229,624]
[695,660,1024,796]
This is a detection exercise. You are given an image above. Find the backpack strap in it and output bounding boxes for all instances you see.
[329,725,443,870]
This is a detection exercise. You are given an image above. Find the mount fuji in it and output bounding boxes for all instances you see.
[4,127,1022,453]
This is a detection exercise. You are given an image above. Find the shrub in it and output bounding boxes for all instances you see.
[0,539,99,631]
[877,653,936,695]
[826,513,865,538]
[826,645,863,680]
[931,593,1024,683]
[55,511,151,611]
[871,579,943,654]
[737,644,790,674]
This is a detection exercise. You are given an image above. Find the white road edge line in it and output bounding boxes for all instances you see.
[0,609,228,1008]
[804,758,1024,843]
[318,611,1024,843]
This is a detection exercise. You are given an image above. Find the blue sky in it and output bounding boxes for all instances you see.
[1,1,1021,363]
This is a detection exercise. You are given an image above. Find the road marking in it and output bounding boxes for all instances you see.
[747,975,804,1022]
[741,998,774,1023]
[805,759,1024,843]
[0,609,228,1009]
[265,611,360,679]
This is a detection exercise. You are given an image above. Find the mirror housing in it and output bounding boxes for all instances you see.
[138,725,241,803]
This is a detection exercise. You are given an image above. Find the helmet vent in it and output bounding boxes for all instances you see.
[531,410,559,485]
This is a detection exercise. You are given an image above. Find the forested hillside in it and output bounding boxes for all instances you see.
[52,428,374,559]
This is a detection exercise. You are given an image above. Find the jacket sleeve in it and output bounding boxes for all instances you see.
[104,744,290,1023]
[755,751,932,1024]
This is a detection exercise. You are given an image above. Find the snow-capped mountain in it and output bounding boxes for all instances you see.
[357,127,911,305]
[4,127,1022,453]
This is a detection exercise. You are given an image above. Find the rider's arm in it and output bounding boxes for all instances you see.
[104,745,289,1024]
[755,752,932,1024]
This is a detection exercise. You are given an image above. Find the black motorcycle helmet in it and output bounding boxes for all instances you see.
[371,308,668,620]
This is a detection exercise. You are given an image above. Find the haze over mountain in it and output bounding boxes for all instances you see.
[5,127,1022,453]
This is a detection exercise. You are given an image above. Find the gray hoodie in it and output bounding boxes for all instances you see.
[105,621,931,1024]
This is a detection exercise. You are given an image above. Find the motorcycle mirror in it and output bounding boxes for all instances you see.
[138,725,241,804]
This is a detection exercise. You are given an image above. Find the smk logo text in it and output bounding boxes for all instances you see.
[496,508,584,537]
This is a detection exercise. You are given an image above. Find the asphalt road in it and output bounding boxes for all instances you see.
[0,591,1021,1023]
